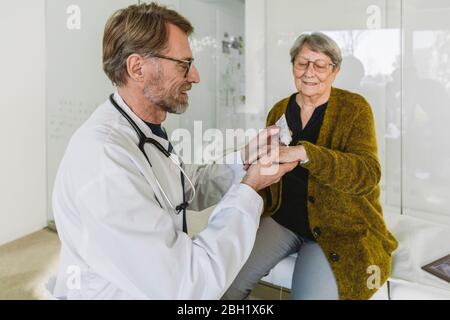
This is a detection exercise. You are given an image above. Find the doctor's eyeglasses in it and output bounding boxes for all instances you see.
[150,53,194,78]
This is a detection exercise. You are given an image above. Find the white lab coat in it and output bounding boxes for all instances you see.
[48,92,263,300]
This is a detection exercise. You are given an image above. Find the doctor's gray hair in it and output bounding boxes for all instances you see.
[103,2,193,86]
[290,32,342,71]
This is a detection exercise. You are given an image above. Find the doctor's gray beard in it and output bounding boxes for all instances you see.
[143,69,189,115]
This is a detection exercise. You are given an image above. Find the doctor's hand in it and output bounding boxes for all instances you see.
[241,156,298,192]
[241,126,280,169]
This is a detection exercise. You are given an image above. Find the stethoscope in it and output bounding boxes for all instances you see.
[109,94,196,217]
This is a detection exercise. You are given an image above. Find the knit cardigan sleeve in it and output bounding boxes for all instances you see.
[300,102,381,196]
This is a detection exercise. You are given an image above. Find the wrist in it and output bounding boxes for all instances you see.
[241,176,257,192]
[297,145,309,164]
[295,145,305,160]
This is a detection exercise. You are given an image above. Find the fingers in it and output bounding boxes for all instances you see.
[253,155,285,177]
[279,161,298,173]
[257,127,280,151]
[266,126,280,149]
[266,125,281,136]
[242,156,297,191]
[244,127,280,165]
[257,154,274,167]
[269,162,296,180]
[242,126,283,170]
[277,146,289,164]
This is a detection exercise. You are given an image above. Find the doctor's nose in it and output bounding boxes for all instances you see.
[187,64,200,84]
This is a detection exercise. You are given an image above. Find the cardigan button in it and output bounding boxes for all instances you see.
[312,227,322,238]
[330,251,340,262]
[308,196,315,204]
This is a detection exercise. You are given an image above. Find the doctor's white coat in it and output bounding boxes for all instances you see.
[48,92,263,299]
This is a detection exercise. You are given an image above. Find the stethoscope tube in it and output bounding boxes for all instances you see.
[109,94,195,215]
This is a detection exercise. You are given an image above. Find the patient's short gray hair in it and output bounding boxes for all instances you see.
[290,32,342,71]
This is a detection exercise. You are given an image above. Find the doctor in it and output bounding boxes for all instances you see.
[48,2,296,299]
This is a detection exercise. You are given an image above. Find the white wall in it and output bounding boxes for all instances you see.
[46,0,134,220]
[0,0,47,245]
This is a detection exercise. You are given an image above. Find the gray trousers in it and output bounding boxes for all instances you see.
[222,217,339,300]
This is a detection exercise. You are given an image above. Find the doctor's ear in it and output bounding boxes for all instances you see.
[126,54,145,82]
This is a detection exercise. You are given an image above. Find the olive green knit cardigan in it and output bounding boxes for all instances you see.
[261,87,398,300]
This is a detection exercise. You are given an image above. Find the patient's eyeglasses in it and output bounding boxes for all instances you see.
[294,58,335,74]
[150,53,194,78]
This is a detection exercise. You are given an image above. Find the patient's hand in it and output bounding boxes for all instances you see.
[278,145,308,164]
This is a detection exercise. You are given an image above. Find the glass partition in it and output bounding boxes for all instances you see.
[402,0,450,225]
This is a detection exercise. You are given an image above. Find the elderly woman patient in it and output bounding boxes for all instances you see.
[223,32,398,300]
